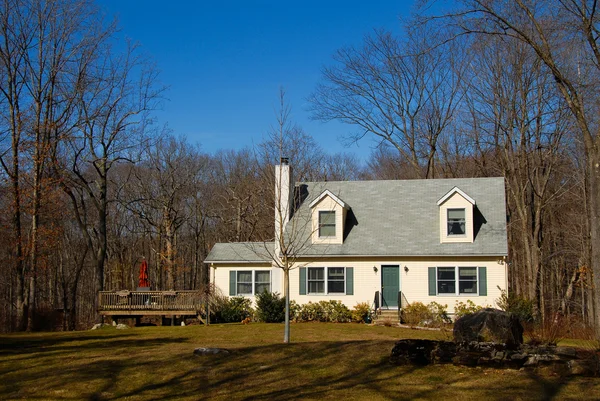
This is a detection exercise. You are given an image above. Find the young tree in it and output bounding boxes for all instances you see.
[256,90,333,343]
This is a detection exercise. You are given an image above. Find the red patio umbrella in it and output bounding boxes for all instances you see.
[138,259,149,288]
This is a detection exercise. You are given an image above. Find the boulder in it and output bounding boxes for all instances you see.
[116,323,129,330]
[453,308,523,347]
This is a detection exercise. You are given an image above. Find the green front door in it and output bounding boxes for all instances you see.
[381,265,400,308]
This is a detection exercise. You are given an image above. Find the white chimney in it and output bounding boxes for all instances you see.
[274,157,293,260]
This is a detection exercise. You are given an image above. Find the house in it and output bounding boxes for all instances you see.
[205,159,508,315]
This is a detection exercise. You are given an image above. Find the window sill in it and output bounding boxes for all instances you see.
[436,293,480,296]
[306,293,347,296]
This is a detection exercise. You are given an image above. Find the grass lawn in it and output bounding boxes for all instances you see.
[1,323,598,400]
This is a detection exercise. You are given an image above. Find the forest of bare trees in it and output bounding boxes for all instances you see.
[0,0,597,334]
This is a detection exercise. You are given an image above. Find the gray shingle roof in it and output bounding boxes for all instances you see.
[204,242,274,263]
[205,177,508,263]
[288,177,507,257]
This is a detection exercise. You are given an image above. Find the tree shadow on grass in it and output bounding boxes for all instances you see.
[0,333,191,399]
[0,330,143,354]
[103,340,424,400]
[1,334,592,401]
[109,341,586,401]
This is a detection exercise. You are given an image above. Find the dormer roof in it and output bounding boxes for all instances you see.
[309,189,347,209]
[437,186,476,206]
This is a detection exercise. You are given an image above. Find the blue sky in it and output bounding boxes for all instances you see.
[97,1,415,161]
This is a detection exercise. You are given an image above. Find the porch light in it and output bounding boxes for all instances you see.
[404,265,409,273]
[373,266,378,273]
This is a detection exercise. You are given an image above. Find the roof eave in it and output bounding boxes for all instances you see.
[309,189,347,209]
[437,187,476,206]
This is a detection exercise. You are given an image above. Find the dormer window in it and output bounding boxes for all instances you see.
[438,187,475,244]
[319,211,336,237]
[310,189,348,245]
[447,208,466,236]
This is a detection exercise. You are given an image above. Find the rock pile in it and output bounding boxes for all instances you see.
[390,308,599,376]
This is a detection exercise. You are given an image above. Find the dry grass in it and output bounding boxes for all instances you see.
[0,323,598,400]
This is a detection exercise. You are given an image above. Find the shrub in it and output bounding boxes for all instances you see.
[255,291,286,323]
[289,300,299,321]
[454,300,483,319]
[325,300,352,323]
[352,302,372,323]
[298,302,324,322]
[495,286,534,323]
[208,293,230,323]
[401,302,430,326]
[427,302,451,326]
[401,302,450,327]
[213,296,254,323]
[296,301,352,322]
[526,313,565,346]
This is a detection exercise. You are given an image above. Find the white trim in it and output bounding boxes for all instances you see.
[437,187,476,206]
[309,189,347,209]
[232,269,272,296]
[435,266,479,296]
[306,266,347,295]
[318,210,336,238]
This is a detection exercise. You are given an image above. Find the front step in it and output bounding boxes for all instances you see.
[373,309,400,325]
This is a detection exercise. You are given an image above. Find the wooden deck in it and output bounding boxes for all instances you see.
[98,290,204,316]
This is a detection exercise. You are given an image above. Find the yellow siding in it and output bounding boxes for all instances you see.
[212,257,507,315]
[288,257,506,313]
[212,263,280,303]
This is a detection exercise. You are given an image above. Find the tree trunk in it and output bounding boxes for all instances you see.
[588,148,600,333]
[284,267,290,344]
[95,168,108,323]
[164,217,175,290]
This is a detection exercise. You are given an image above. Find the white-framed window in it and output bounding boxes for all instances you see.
[319,211,336,237]
[437,267,478,295]
[447,208,466,235]
[458,267,477,294]
[307,267,346,294]
[236,271,253,295]
[437,267,456,294]
[308,267,325,294]
[233,270,271,296]
[328,267,345,293]
[255,271,271,294]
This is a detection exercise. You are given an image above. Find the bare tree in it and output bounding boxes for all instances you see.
[254,90,334,343]
[309,27,466,178]
[428,0,600,335]
[464,33,573,320]
[0,0,113,330]
[61,39,162,321]
[124,135,205,289]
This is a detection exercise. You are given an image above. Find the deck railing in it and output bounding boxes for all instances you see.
[98,290,203,312]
